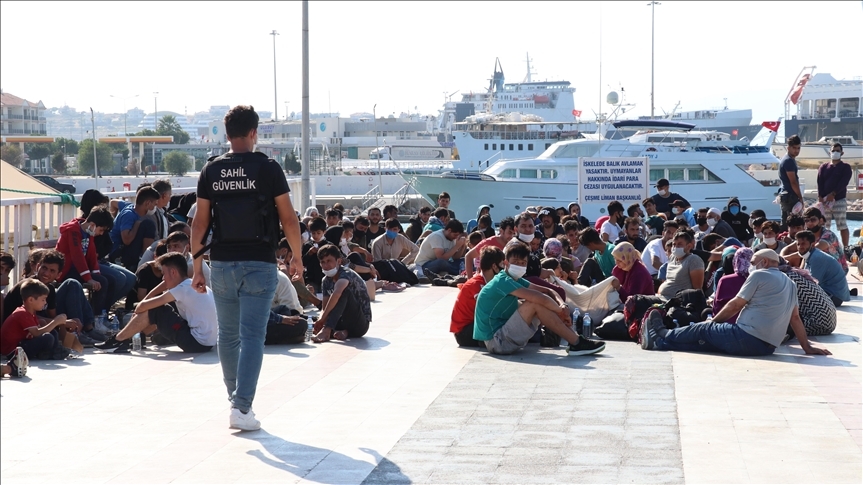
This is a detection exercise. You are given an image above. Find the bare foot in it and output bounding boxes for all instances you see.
[313,327,332,343]
[332,330,349,340]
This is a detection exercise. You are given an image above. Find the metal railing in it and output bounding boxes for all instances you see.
[360,185,382,210]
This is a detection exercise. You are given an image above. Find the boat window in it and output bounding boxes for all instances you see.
[484,143,488,150]
[520,169,538,179]
[528,144,534,150]
[500,169,517,178]
[667,169,685,181]
[509,144,514,150]
[707,170,722,181]
[493,144,497,150]
[687,168,704,181]
[518,144,523,150]
[550,143,598,159]
[540,169,557,179]
[649,169,664,182]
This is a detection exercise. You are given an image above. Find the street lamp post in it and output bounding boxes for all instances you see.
[373,104,383,198]
[271,30,279,121]
[110,94,139,136]
[150,92,159,176]
[647,1,660,119]
[90,107,99,178]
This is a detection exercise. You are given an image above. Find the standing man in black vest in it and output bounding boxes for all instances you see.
[191,105,304,431]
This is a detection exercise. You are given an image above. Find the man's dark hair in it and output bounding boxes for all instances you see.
[155,240,169,257]
[673,230,694,244]
[499,216,516,232]
[468,231,484,246]
[20,278,50,301]
[135,186,161,205]
[702,234,723,251]
[224,105,259,139]
[795,230,816,243]
[169,221,190,234]
[802,206,823,219]
[478,214,492,227]
[663,220,680,230]
[786,134,801,147]
[138,182,152,191]
[385,218,401,229]
[607,200,624,216]
[697,207,710,216]
[80,189,108,217]
[341,220,354,230]
[166,231,190,245]
[309,217,327,232]
[325,209,342,220]
[438,191,450,200]
[761,221,780,234]
[832,142,843,151]
[563,220,581,233]
[752,216,767,228]
[383,205,398,217]
[444,219,464,234]
[627,203,641,217]
[786,214,805,227]
[354,215,369,227]
[156,252,188,278]
[432,207,448,219]
[0,251,15,271]
[505,241,531,260]
[419,206,432,215]
[316,243,341,261]
[750,209,766,219]
[515,212,535,226]
[152,179,172,196]
[556,234,571,253]
[642,197,655,207]
[85,206,114,230]
[657,178,670,187]
[579,227,602,246]
[540,257,560,271]
[367,207,381,216]
[479,246,505,271]
[624,216,640,229]
[40,249,65,272]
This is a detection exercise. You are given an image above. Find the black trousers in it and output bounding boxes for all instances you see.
[324,288,369,338]
[453,324,484,348]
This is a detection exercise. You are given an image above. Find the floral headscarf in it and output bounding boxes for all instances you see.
[543,238,563,260]
[733,247,753,276]
[611,241,640,271]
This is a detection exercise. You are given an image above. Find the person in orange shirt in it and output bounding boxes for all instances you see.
[450,247,505,347]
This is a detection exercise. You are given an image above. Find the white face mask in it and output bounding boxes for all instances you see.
[147,207,157,216]
[517,233,535,243]
[763,237,776,246]
[507,264,527,280]
[755,232,763,239]
[323,267,339,277]
[672,247,686,258]
[830,152,841,161]
[340,238,348,246]
[84,224,97,237]
[707,218,717,227]
[658,189,668,196]
[800,250,811,261]
[672,208,681,215]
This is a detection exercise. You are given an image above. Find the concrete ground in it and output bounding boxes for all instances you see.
[2,274,861,485]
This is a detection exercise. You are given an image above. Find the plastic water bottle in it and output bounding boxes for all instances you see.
[132,333,142,351]
[571,308,580,329]
[107,310,118,335]
[305,322,314,342]
[582,313,592,338]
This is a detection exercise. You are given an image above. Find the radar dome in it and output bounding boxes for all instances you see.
[606,91,619,105]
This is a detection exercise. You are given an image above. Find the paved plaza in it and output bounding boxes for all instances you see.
[2,275,861,484]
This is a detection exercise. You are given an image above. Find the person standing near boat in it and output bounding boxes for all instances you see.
[816,143,853,249]
[778,135,804,230]
[651,179,689,219]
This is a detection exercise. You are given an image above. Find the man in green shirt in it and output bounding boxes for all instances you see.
[473,242,605,356]
[576,227,616,286]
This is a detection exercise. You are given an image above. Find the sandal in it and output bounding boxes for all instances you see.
[383,281,405,292]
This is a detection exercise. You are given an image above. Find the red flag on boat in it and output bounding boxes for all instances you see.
[732,129,739,136]
[789,74,811,105]
[572,109,582,117]
[761,121,781,132]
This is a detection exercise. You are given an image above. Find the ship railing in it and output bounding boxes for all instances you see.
[393,178,421,209]
[361,185,382,210]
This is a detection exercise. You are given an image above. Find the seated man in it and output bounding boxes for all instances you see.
[450,247,504,347]
[276,240,321,309]
[752,221,786,255]
[371,218,420,264]
[577,227,616,286]
[802,207,848,274]
[135,241,168,305]
[96,252,217,353]
[56,206,114,315]
[779,214,807,266]
[658,230,704,299]
[420,207,450,238]
[139,221,191,267]
[642,220,678,283]
[109,186,160,271]
[641,249,831,357]
[465,217,516,278]
[301,217,328,293]
[405,206,432,243]
[0,279,72,361]
[415,219,466,276]
[614,217,648,252]
[473,242,605,356]
[795,230,850,307]
[265,270,307,345]
[311,244,372,343]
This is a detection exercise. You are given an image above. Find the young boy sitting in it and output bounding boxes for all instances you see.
[277,239,322,309]
[96,252,217,353]
[312,244,372,343]
[0,279,73,360]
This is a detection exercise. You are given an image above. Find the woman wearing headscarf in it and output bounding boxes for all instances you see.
[611,242,654,301]
[711,247,753,324]
[777,263,836,337]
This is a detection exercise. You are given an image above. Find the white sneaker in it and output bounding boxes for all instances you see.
[229,407,261,431]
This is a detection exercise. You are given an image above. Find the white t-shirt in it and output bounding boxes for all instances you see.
[641,238,668,276]
[600,220,622,242]
[185,203,212,253]
[414,230,455,267]
[168,279,218,346]
[274,270,301,312]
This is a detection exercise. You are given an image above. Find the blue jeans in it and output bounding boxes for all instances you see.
[65,264,110,314]
[422,258,461,276]
[55,279,95,328]
[99,262,136,307]
[656,321,775,356]
[209,260,278,413]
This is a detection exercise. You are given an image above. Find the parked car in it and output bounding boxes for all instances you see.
[34,175,76,194]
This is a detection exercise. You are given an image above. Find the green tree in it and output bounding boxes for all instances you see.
[1,144,25,167]
[163,151,192,176]
[126,158,140,176]
[194,154,207,171]
[51,152,67,174]
[77,139,115,176]
[284,151,301,174]
[24,143,53,162]
[156,115,190,144]
[135,128,157,136]
[50,137,79,156]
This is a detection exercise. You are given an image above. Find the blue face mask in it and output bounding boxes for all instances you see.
[386,230,398,239]
[730,206,740,215]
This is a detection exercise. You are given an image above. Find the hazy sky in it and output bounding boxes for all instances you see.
[2,1,861,124]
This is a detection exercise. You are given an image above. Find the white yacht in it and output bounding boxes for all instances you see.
[405,120,784,221]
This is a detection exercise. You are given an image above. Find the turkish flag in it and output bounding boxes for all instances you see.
[732,129,739,136]
[761,121,781,132]
[790,74,811,105]
[572,109,582,117]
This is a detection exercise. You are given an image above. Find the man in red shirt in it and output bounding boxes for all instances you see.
[1,279,71,361]
[463,217,515,278]
[451,247,505,347]
[55,206,114,314]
